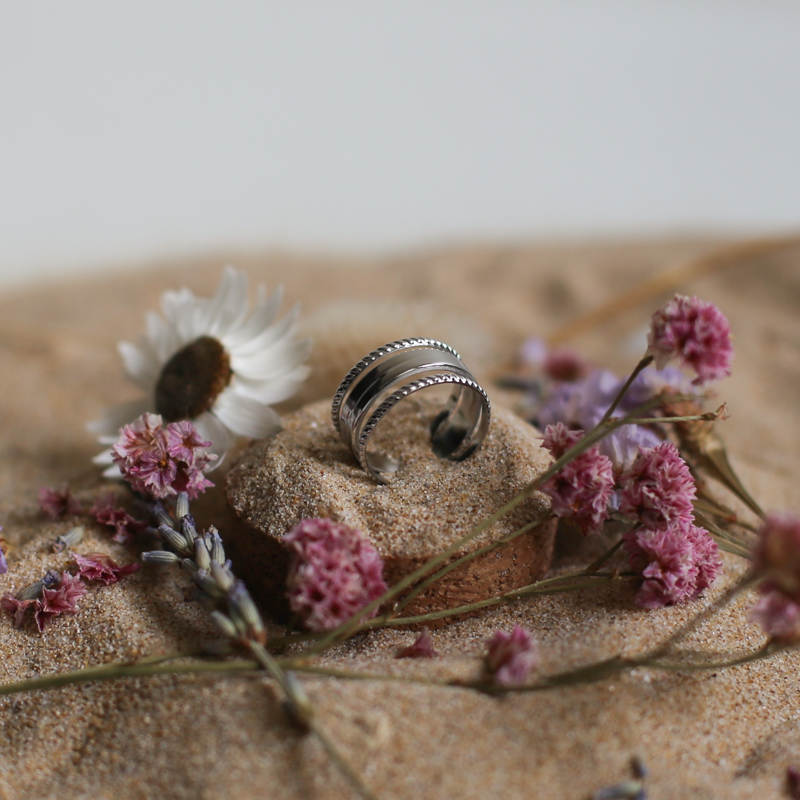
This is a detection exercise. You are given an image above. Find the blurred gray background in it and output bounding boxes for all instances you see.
[1,2,798,287]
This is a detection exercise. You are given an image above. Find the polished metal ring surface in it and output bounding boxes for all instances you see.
[331,338,491,484]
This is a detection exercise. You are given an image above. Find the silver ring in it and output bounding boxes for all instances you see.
[331,338,491,484]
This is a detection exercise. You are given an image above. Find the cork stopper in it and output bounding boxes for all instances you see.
[224,396,556,625]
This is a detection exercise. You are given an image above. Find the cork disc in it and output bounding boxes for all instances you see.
[224,395,556,626]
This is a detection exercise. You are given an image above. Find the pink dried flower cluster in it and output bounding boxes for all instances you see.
[619,441,721,608]
[540,423,615,536]
[112,414,216,500]
[749,513,800,640]
[0,527,7,575]
[647,294,733,386]
[623,522,722,609]
[2,571,87,633]
[619,442,696,531]
[39,484,83,519]
[73,553,141,586]
[284,518,388,632]
[90,494,148,543]
[485,625,538,686]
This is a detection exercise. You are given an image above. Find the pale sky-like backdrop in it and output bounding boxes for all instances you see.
[1,2,799,286]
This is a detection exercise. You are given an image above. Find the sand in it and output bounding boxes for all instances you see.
[0,238,798,799]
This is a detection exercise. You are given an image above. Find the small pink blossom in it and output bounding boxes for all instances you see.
[752,512,800,603]
[284,518,388,632]
[647,294,733,385]
[396,627,438,659]
[485,626,538,686]
[750,590,800,642]
[623,521,722,609]
[89,494,148,544]
[112,414,216,500]
[39,484,83,519]
[73,553,140,586]
[33,572,87,632]
[540,423,615,535]
[619,442,696,531]
[1,594,36,627]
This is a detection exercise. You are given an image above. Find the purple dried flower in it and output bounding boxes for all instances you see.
[619,442,696,531]
[623,521,721,609]
[0,527,7,575]
[284,518,387,632]
[540,423,615,536]
[112,414,216,500]
[788,766,800,799]
[485,625,538,686]
[73,553,140,586]
[89,494,148,544]
[752,513,800,603]
[598,424,662,475]
[396,627,438,659]
[647,294,733,385]
[33,571,87,632]
[39,484,83,519]
[750,590,800,641]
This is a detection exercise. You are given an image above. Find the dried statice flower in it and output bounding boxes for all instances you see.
[396,627,438,659]
[540,423,615,535]
[89,267,312,470]
[619,442,696,531]
[484,625,538,686]
[89,494,148,543]
[0,527,7,575]
[112,414,216,500]
[750,590,800,641]
[623,521,722,609]
[751,512,800,603]
[647,294,733,385]
[2,571,61,626]
[39,484,83,519]
[284,518,387,632]
[73,553,140,586]
[33,571,87,632]
[543,347,590,382]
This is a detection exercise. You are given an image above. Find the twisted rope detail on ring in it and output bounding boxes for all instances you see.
[330,338,461,433]
[355,373,491,472]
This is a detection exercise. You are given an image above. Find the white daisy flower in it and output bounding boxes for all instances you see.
[89,266,312,471]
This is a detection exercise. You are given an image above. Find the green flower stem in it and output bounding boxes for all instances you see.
[389,512,554,617]
[305,396,665,657]
[597,354,654,426]
[694,511,753,559]
[362,572,635,630]
[624,410,724,426]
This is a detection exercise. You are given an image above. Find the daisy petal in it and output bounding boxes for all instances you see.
[118,341,160,390]
[233,365,312,405]
[231,339,312,381]
[193,411,232,466]
[87,398,152,437]
[213,390,282,439]
[222,287,285,350]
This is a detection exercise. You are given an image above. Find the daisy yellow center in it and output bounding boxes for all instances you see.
[155,336,232,422]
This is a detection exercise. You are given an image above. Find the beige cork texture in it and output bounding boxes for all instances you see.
[225,396,556,623]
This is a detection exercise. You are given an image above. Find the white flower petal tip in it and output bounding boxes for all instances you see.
[89,268,310,468]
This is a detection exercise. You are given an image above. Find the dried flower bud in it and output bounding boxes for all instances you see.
[194,536,212,571]
[181,514,198,547]
[52,525,85,553]
[228,581,265,641]
[152,502,175,530]
[752,513,800,602]
[142,550,181,565]
[208,527,225,565]
[210,561,235,592]
[159,523,191,555]
[210,610,239,639]
[396,627,438,659]
[175,492,190,521]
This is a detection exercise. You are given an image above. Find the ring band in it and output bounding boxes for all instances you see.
[331,338,491,483]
